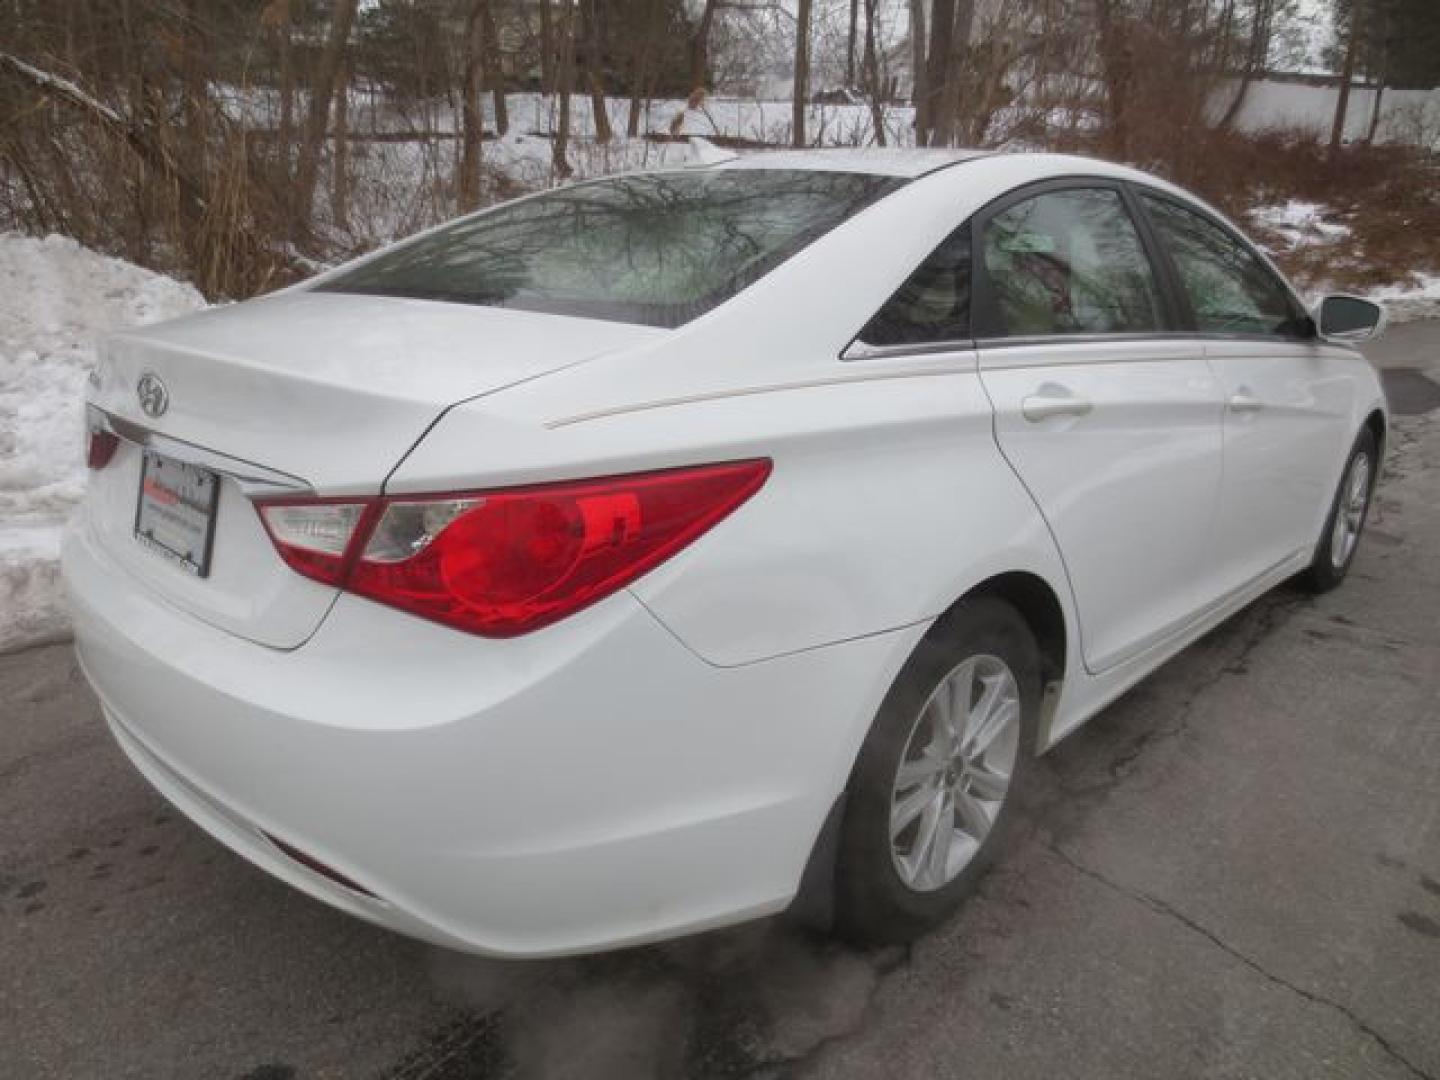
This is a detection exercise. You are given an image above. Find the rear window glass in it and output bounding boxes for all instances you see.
[317,169,906,328]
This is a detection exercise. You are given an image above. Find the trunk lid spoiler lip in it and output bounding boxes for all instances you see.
[88,404,312,498]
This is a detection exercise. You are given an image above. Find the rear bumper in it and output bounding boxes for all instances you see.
[64,517,921,957]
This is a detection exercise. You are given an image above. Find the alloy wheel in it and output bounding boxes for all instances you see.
[888,654,1021,892]
[1330,451,1372,570]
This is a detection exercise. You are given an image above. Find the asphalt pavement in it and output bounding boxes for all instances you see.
[2,323,1438,1080]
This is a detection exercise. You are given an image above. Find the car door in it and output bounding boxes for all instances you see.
[1135,190,1354,593]
[974,182,1226,674]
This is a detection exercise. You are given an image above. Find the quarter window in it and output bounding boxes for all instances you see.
[1140,194,1307,338]
[857,222,971,347]
[980,188,1164,338]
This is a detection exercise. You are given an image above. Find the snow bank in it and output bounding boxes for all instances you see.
[0,233,204,652]
[1366,273,1440,325]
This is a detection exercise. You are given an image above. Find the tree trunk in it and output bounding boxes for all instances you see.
[793,0,813,147]
[538,0,556,94]
[627,0,657,138]
[1329,2,1360,154]
[1095,0,1134,159]
[1365,79,1385,144]
[331,52,350,229]
[581,0,612,143]
[294,0,358,238]
[923,0,956,146]
[847,0,859,89]
[180,0,208,193]
[460,0,485,211]
[1219,0,1271,130]
[909,0,928,142]
[481,0,508,136]
[263,0,295,172]
[689,0,719,94]
[862,0,886,145]
[552,0,576,178]
[946,0,975,143]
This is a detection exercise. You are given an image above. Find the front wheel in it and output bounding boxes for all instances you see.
[1300,427,1378,593]
[834,597,1041,945]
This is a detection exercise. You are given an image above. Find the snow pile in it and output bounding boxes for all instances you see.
[0,233,205,652]
[1248,200,1351,249]
[1366,273,1440,324]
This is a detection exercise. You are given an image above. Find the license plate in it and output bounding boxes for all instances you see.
[134,451,220,577]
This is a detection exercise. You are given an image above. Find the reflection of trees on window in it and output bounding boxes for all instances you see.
[982,189,1163,338]
[1140,195,1303,337]
[320,170,904,328]
[859,223,971,347]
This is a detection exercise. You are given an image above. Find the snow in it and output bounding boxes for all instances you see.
[1248,200,1352,249]
[0,234,204,652]
[0,51,125,125]
[1365,273,1440,325]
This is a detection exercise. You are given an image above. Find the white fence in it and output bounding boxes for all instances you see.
[1215,76,1440,149]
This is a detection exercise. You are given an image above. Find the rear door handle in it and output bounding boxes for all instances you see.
[1228,389,1265,413]
[1022,386,1093,423]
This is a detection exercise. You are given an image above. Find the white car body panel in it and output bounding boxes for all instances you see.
[978,340,1225,672]
[1204,338,1373,592]
[65,515,925,956]
[63,150,1389,956]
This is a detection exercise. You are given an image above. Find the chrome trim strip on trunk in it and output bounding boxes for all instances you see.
[87,404,313,497]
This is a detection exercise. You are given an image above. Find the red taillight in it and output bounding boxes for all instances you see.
[256,460,771,637]
[255,499,374,586]
[87,428,119,470]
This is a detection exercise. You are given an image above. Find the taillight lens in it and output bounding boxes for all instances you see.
[256,500,373,586]
[87,428,119,470]
[255,460,771,637]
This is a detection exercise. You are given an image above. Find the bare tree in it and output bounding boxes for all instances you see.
[847,0,859,88]
[331,49,351,229]
[581,0,613,143]
[1217,0,1276,130]
[294,0,359,236]
[690,0,720,93]
[539,0,556,92]
[260,0,295,171]
[552,0,577,178]
[460,0,486,210]
[862,0,886,144]
[626,0,662,138]
[1330,0,1361,153]
[793,0,813,147]
[909,0,928,139]
[919,0,955,145]
[481,0,509,136]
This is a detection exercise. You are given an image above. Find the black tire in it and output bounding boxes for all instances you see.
[834,596,1041,946]
[1299,426,1378,594]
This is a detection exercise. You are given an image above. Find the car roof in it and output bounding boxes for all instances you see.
[714,147,993,178]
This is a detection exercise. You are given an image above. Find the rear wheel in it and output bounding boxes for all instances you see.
[835,597,1040,945]
[1300,427,1377,593]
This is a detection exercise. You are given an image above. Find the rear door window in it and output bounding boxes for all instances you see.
[978,187,1165,338]
[318,170,905,329]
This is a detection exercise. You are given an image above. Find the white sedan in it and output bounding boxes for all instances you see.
[64,150,1387,956]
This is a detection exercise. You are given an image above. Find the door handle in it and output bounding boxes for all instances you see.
[1228,389,1265,413]
[1022,387,1093,423]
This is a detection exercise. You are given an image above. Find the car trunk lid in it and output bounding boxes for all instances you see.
[82,290,663,648]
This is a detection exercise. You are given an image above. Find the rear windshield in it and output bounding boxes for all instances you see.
[316,169,905,328]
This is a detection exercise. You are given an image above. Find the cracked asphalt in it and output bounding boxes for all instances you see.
[3,322,1439,1080]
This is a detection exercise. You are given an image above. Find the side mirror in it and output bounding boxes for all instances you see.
[1313,294,1386,343]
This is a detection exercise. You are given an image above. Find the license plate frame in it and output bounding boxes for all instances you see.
[133,450,221,578]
